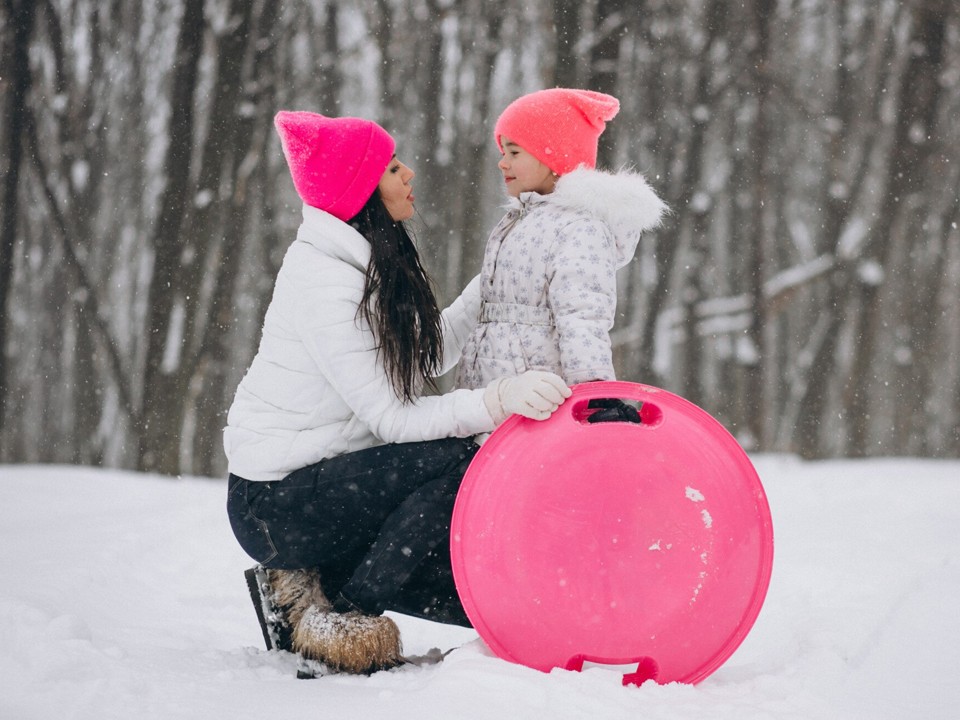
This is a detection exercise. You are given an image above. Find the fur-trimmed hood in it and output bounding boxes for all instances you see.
[511,166,668,268]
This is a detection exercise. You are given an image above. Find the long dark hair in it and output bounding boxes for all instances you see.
[348,190,443,402]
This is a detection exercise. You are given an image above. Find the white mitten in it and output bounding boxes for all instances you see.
[483,371,571,424]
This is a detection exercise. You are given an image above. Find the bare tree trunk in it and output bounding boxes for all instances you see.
[586,0,629,168]
[928,193,960,454]
[50,0,112,463]
[737,0,775,450]
[551,0,586,88]
[139,0,206,474]
[793,2,902,458]
[446,4,504,298]
[626,1,689,388]
[412,0,450,297]
[318,2,342,113]
[0,0,37,445]
[847,1,948,456]
[678,0,726,408]
[189,0,282,477]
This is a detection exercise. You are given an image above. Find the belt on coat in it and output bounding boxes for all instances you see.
[478,301,555,326]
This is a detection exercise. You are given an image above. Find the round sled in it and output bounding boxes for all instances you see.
[450,381,773,685]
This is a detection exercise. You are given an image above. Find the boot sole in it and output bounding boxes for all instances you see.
[244,566,293,653]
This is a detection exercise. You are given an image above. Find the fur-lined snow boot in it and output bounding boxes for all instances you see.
[245,565,403,675]
[294,605,403,675]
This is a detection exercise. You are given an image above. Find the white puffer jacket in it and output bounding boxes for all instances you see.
[224,204,495,481]
[456,167,667,390]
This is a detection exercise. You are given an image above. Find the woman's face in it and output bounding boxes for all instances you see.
[497,136,556,197]
[378,156,416,221]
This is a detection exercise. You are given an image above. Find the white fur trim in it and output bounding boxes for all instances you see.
[551,167,669,268]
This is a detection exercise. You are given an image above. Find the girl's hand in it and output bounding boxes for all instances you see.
[483,371,571,423]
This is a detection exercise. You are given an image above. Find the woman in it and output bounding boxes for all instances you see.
[224,110,570,676]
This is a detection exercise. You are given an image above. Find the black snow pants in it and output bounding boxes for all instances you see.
[227,437,478,627]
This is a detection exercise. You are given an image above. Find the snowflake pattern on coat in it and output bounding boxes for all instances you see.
[456,167,667,390]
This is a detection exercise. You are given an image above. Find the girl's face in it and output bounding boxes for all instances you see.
[378,156,416,221]
[498,136,557,197]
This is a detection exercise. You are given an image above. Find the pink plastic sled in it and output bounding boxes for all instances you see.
[450,381,773,686]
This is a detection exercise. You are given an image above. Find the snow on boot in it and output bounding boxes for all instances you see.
[293,605,403,675]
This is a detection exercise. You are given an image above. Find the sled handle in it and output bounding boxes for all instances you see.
[565,654,660,687]
[566,381,665,427]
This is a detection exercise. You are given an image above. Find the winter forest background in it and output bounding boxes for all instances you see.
[0,0,958,478]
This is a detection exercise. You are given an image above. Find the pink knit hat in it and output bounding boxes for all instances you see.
[274,110,396,221]
[494,89,620,175]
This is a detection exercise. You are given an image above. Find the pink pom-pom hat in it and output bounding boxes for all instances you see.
[274,110,396,221]
[494,88,620,176]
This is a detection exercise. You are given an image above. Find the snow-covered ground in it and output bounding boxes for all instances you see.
[2,456,958,719]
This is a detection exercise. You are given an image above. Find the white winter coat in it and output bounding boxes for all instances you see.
[456,167,667,390]
[224,204,495,481]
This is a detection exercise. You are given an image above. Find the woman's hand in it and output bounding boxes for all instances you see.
[483,371,571,423]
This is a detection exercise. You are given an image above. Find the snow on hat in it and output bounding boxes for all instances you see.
[494,88,620,176]
[274,110,396,221]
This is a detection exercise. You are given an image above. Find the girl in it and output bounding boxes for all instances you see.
[224,110,570,675]
[456,89,667,400]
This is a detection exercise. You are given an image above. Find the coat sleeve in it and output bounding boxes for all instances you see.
[291,261,495,444]
[437,274,482,376]
[546,217,618,384]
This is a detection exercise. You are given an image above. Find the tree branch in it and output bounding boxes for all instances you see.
[22,111,141,427]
